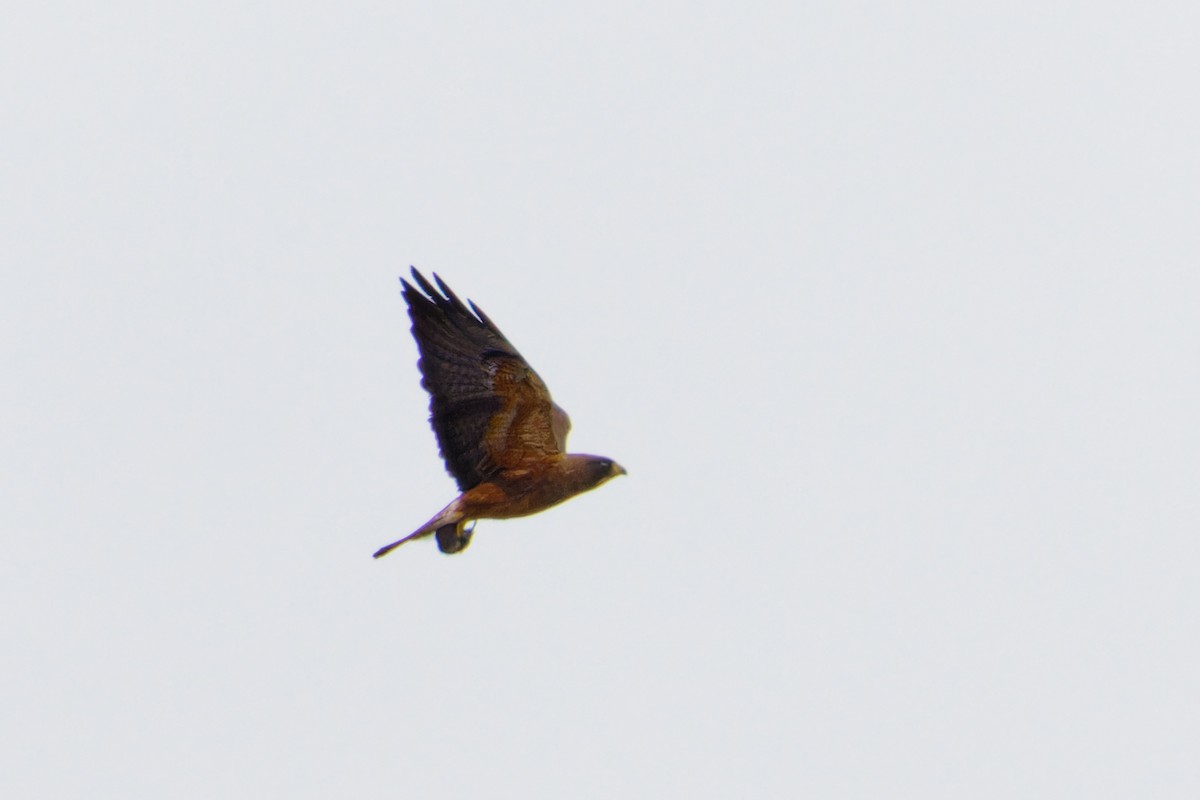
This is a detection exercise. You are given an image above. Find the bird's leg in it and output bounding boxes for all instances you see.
[435,518,476,554]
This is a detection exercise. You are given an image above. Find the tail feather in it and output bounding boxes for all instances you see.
[372,527,431,559]
[372,498,467,559]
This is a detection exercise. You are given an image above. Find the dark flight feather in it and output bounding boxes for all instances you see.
[401,268,566,491]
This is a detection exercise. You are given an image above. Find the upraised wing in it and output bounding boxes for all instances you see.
[402,268,570,491]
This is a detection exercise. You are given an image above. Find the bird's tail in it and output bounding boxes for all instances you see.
[371,527,429,559]
[372,499,467,559]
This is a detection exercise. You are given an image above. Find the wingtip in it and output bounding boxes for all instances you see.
[400,266,423,291]
[407,267,440,301]
[433,272,467,309]
[402,268,468,311]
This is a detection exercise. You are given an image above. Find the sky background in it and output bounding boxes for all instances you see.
[4,1,1199,797]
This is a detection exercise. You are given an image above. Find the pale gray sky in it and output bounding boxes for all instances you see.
[4,2,1198,797]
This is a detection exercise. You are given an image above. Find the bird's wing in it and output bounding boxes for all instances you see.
[551,401,571,452]
[403,268,566,491]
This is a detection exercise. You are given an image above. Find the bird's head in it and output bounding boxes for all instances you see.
[576,455,628,490]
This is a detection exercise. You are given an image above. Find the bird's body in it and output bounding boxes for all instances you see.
[373,269,625,558]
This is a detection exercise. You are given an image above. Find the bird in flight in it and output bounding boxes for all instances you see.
[373,268,626,558]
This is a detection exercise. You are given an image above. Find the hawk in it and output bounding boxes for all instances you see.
[373,268,626,558]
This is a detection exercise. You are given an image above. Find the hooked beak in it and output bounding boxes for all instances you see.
[612,462,627,477]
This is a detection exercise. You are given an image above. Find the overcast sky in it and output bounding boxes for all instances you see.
[4,2,1198,797]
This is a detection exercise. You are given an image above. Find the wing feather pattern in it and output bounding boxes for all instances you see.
[402,268,569,490]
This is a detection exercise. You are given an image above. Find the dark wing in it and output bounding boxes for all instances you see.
[402,268,570,490]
